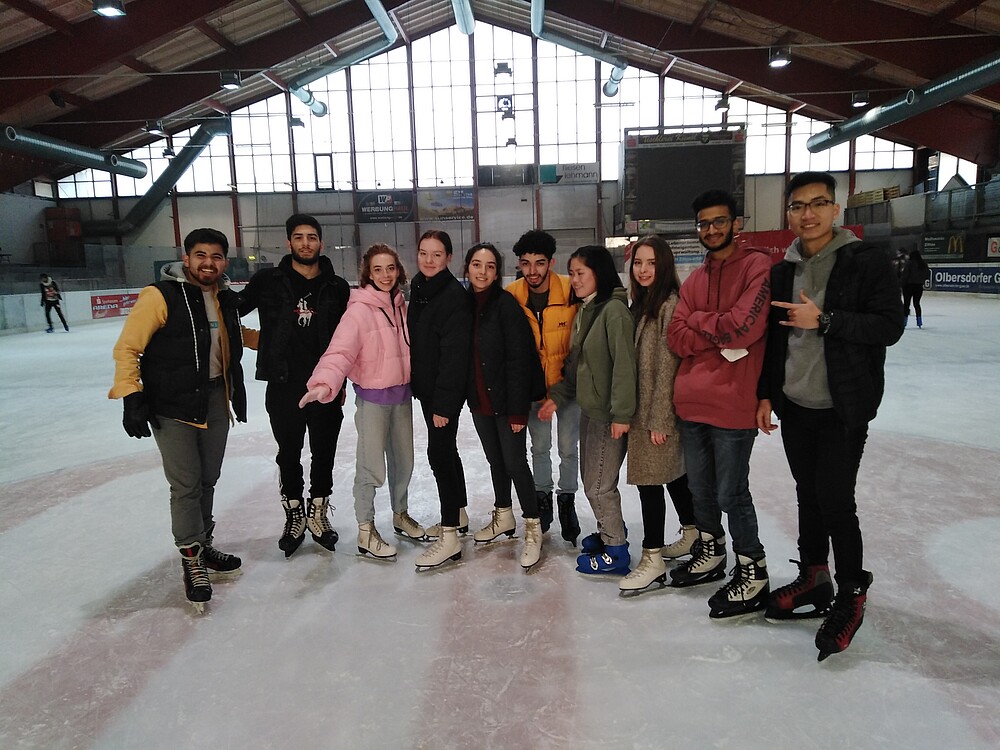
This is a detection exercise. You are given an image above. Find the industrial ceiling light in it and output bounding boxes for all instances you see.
[494,62,512,76]
[768,46,791,69]
[144,120,166,136]
[851,90,870,108]
[220,70,242,90]
[715,94,730,112]
[288,116,305,128]
[92,0,125,17]
[162,147,175,158]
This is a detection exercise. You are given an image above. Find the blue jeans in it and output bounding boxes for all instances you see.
[579,413,628,546]
[679,419,764,559]
[528,399,580,494]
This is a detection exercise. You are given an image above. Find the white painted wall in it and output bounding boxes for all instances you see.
[0,193,53,263]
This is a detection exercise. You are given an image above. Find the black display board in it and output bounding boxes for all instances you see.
[623,127,746,229]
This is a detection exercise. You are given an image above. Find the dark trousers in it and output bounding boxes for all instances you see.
[902,284,924,317]
[637,474,695,549]
[472,412,538,518]
[265,381,343,499]
[419,401,468,527]
[780,400,868,585]
[44,301,67,329]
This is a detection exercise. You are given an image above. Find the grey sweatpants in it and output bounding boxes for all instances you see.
[152,382,230,547]
[352,395,414,524]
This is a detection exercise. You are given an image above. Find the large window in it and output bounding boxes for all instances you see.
[351,46,413,190]
[789,115,850,173]
[413,27,474,187]
[600,67,658,181]
[291,71,353,191]
[232,98,292,192]
[473,25,536,166]
[537,40,597,165]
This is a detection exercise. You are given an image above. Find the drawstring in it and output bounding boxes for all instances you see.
[180,284,200,373]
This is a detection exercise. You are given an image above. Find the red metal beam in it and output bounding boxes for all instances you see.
[0,0,237,111]
[3,0,75,36]
[33,0,411,148]
[120,55,160,75]
[935,0,989,22]
[545,0,999,165]
[194,20,238,54]
[283,0,310,23]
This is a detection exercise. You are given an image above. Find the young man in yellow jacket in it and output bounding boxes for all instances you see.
[506,230,581,545]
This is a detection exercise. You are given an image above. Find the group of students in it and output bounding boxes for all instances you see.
[109,169,904,663]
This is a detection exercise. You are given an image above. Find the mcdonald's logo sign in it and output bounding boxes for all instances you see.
[947,234,964,256]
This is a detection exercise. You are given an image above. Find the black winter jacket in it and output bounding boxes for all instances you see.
[408,269,471,419]
[142,277,247,424]
[238,254,350,383]
[758,241,904,429]
[466,286,545,418]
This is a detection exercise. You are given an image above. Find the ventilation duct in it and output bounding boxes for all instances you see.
[530,0,627,97]
[451,0,475,35]
[287,0,398,117]
[1,123,147,178]
[82,119,231,237]
[808,49,1000,153]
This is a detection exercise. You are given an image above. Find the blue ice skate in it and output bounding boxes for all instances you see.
[577,543,631,576]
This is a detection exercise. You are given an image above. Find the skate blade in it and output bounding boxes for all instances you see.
[669,571,726,588]
[207,568,242,581]
[414,551,462,571]
[394,529,431,543]
[473,532,517,545]
[357,548,397,561]
[187,600,207,614]
[619,580,667,598]
[709,604,767,621]
[764,606,830,623]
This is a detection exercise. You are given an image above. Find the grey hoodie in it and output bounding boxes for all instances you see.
[782,227,859,409]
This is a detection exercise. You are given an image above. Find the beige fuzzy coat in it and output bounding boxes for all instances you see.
[626,294,685,486]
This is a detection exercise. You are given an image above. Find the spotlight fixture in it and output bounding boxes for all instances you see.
[715,94,730,112]
[494,62,512,76]
[768,46,791,69]
[92,0,125,17]
[143,120,167,136]
[162,147,175,158]
[288,116,305,128]
[851,90,870,108]
[505,137,517,147]
[220,70,242,90]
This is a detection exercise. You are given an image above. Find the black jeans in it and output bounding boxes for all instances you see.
[902,283,924,317]
[44,301,67,329]
[472,412,538,518]
[779,400,868,585]
[419,401,468,527]
[265,381,343,499]
[637,475,696,548]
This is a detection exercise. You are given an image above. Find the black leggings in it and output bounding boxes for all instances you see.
[902,284,923,317]
[419,401,468,527]
[636,474,696,549]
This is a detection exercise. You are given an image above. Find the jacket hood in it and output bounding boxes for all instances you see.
[704,243,771,268]
[784,227,860,264]
[351,283,403,312]
[160,260,231,290]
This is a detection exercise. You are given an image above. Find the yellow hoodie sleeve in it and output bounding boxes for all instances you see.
[108,286,169,400]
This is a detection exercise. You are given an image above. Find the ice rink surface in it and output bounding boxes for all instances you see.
[1,294,998,749]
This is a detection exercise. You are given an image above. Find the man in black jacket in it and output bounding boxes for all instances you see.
[756,171,903,661]
[110,227,247,612]
[239,214,350,557]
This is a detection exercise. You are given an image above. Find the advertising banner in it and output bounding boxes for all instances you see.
[417,189,474,221]
[923,233,966,260]
[929,265,1000,294]
[988,237,1000,258]
[539,163,600,184]
[357,191,414,223]
[91,293,138,319]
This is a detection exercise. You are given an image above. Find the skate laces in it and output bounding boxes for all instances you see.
[820,591,863,639]
[182,555,210,588]
[282,503,305,537]
[773,560,811,598]
[627,552,657,579]
[308,498,335,532]
[204,545,236,566]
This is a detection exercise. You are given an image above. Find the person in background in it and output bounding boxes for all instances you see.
[109,228,246,613]
[539,245,637,578]
[299,243,428,561]
[408,229,473,570]
[506,230,581,546]
[39,273,69,332]
[757,170,904,661]
[901,248,930,328]
[464,242,547,570]
[619,235,696,597]
[239,214,350,558]
[666,189,772,619]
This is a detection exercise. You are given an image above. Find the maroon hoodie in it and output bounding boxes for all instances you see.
[667,245,771,429]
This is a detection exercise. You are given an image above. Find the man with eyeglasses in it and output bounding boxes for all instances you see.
[666,189,772,619]
[756,171,903,661]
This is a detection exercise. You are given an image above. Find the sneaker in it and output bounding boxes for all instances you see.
[708,555,769,619]
[765,560,833,620]
[669,531,726,588]
[661,525,698,559]
[816,572,874,662]
[393,511,428,541]
[577,543,630,576]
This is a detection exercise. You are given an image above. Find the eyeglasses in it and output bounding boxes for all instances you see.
[695,216,732,232]
[787,198,835,214]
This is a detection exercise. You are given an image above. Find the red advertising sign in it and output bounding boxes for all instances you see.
[739,225,864,264]
[91,293,139,319]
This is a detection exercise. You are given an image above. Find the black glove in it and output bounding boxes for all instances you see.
[123,392,161,438]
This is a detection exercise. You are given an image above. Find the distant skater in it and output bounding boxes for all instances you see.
[39,273,69,332]
[901,249,930,328]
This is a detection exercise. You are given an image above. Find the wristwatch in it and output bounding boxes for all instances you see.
[818,311,833,336]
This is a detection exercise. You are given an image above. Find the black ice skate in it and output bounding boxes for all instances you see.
[306,496,339,551]
[765,560,833,621]
[708,555,769,619]
[179,542,212,613]
[278,496,307,557]
[816,572,873,662]
[669,531,726,588]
